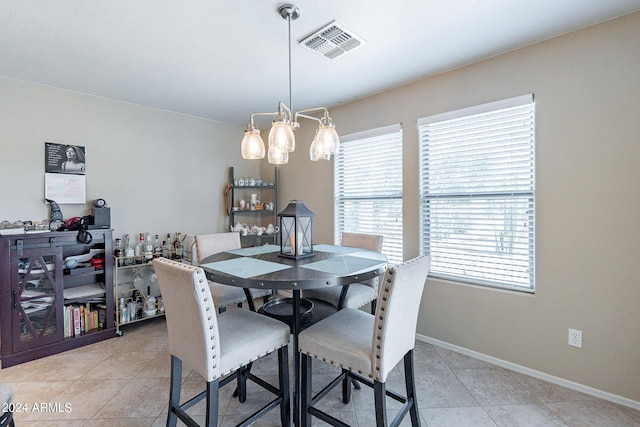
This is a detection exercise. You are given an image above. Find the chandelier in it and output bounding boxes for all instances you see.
[241,4,340,164]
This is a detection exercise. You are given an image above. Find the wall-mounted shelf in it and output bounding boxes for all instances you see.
[228,166,278,248]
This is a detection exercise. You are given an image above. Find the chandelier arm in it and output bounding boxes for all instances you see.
[294,107,332,124]
[247,111,281,129]
[294,112,322,124]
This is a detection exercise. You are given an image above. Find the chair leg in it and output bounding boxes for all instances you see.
[205,380,220,427]
[370,298,377,314]
[374,380,388,427]
[404,350,421,426]
[278,346,291,427]
[236,364,249,403]
[341,369,352,403]
[168,355,182,427]
[301,353,312,427]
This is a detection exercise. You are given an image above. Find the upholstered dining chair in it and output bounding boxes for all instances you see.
[0,383,15,427]
[298,256,431,427]
[302,232,383,313]
[153,258,291,427]
[194,232,272,312]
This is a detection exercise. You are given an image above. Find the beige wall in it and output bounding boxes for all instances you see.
[277,12,640,403]
[0,77,260,238]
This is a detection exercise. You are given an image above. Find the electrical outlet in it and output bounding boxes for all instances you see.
[568,329,582,348]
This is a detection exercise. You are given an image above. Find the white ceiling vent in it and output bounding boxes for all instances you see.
[299,21,366,59]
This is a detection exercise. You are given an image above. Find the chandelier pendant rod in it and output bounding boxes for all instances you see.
[287,11,293,116]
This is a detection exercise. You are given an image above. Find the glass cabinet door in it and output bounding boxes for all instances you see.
[11,246,63,351]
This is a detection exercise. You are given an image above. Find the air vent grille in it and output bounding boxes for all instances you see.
[299,21,366,59]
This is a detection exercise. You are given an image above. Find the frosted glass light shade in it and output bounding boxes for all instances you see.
[241,129,266,159]
[269,120,295,152]
[317,123,340,155]
[268,144,289,165]
[309,133,330,161]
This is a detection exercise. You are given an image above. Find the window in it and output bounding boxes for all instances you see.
[335,124,403,264]
[418,94,535,291]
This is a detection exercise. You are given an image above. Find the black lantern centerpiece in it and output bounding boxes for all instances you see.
[278,200,315,259]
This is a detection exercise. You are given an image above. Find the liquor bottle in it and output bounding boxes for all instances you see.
[153,234,163,258]
[174,232,184,260]
[124,234,135,266]
[114,238,124,267]
[165,233,172,257]
[143,233,154,263]
[135,233,145,263]
[162,239,171,258]
[119,298,128,324]
[146,285,156,314]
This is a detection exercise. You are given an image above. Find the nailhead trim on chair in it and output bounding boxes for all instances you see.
[195,268,220,373]
[372,267,395,379]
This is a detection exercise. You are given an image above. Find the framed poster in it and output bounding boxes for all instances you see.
[45,142,86,174]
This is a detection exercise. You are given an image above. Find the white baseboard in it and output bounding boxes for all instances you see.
[416,334,640,411]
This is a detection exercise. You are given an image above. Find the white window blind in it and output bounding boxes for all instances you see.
[335,124,403,264]
[418,94,535,291]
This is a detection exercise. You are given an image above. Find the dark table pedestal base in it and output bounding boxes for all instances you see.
[259,297,338,333]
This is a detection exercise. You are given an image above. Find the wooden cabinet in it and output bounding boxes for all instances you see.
[0,230,115,367]
[228,166,279,247]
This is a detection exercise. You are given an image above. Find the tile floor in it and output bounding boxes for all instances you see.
[1,316,639,426]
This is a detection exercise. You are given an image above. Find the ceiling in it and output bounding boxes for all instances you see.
[2,1,639,127]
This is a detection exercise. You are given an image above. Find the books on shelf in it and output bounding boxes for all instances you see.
[63,302,104,338]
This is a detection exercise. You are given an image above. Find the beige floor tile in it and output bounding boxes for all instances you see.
[355,408,420,427]
[484,403,567,427]
[435,347,495,370]
[0,356,54,382]
[18,419,88,426]
[134,349,192,379]
[510,371,598,404]
[221,411,282,426]
[414,370,478,408]
[84,417,157,426]
[412,341,451,372]
[93,377,169,419]
[545,399,640,426]
[81,350,157,380]
[421,406,497,427]
[454,367,538,406]
[23,379,129,422]
[30,349,113,381]
[9,380,74,423]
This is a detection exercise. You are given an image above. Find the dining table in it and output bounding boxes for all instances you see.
[199,243,387,427]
